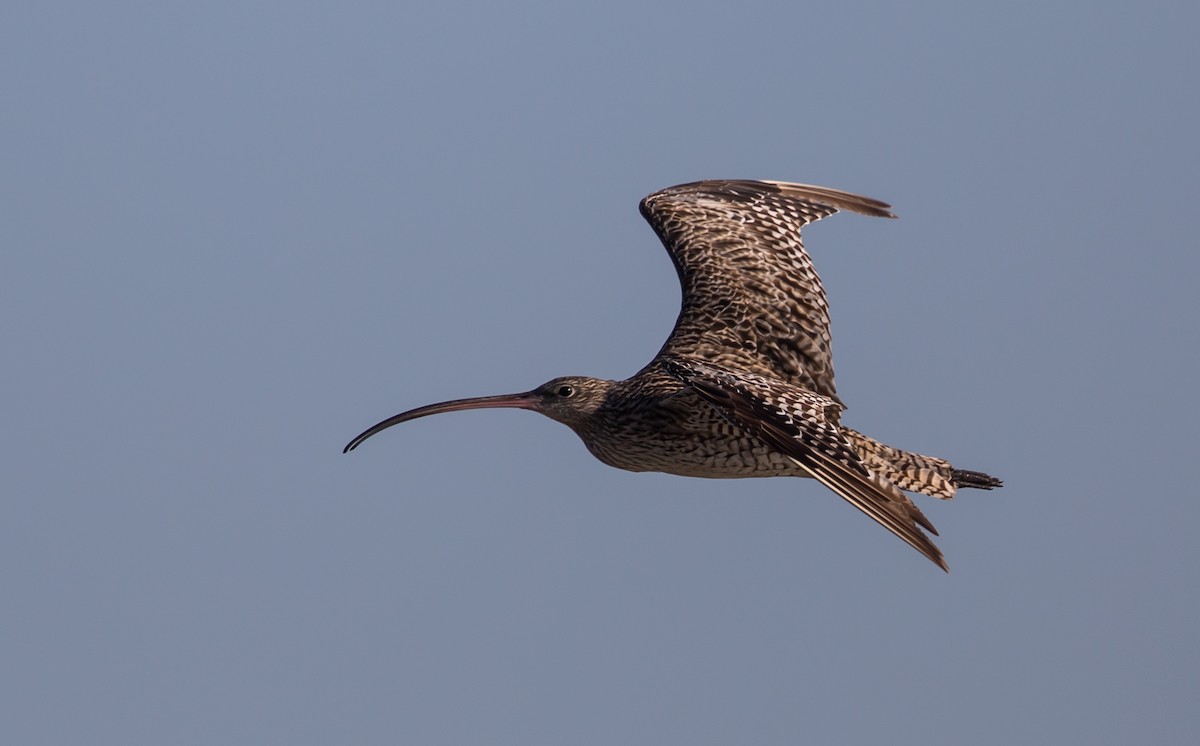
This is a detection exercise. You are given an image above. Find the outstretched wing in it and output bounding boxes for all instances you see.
[640,180,895,404]
[663,358,947,571]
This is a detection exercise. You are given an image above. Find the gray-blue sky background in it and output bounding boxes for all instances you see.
[4,2,1198,744]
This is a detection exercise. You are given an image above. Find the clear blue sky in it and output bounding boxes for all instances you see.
[4,2,1197,744]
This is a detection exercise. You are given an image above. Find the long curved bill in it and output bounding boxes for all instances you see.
[343,392,539,453]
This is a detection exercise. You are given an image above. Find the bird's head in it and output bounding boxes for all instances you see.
[343,375,614,453]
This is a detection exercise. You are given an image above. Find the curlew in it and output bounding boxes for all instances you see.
[344,180,1001,570]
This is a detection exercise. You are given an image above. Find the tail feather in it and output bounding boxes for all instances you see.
[951,469,1004,490]
[840,426,1002,500]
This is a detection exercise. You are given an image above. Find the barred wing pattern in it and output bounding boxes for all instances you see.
[664,358,947,571]
[640,180,895,404]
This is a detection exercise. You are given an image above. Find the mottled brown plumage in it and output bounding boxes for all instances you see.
[345,179,1002,571]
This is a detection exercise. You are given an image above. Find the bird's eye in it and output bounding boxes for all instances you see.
[556,384,576,398]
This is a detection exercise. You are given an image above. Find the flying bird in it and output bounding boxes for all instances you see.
[344,180,1001,570]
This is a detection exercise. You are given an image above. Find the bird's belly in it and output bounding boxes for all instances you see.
[584,433,808,479]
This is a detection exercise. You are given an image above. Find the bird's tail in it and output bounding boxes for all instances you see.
[948,468,1004,490]
[839,426,1003,499]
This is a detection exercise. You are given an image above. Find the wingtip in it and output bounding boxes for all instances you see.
[643,179,898,220]
[910,513,949,572]
[917,535,949,572]
[759,179,898,219]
